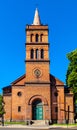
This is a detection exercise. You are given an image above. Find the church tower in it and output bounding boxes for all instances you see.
[25,8,51,120]
[25,8,50,83]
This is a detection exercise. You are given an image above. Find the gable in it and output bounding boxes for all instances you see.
[11,74,26,86]
[11,73,64,86]
[50,74,64,86]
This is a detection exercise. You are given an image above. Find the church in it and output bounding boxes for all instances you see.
[3,8,74,124]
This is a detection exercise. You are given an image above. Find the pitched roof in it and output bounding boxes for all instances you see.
[3,85,11,90]
[11,74,25,85]
[50,74,64,86]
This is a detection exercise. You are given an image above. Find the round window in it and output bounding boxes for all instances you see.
[17,92,22,96]
[34,69,41,78]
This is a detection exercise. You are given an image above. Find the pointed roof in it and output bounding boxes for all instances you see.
[11,74,25,85]
[33,8,41,25]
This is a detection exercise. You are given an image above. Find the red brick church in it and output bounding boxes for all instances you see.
[3,8,74,124]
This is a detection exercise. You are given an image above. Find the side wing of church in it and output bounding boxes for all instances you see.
[3,8,74,124]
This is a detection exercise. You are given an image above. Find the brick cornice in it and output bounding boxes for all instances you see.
[3,93,11,96]
[25,82,51,85]
[25,60,50,63]
[12,85,25,87]
[25,43,49,45]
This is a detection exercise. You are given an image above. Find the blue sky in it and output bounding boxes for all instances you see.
[0,0,77,93]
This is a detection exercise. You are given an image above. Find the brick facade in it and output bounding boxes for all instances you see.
[3,9,74,123]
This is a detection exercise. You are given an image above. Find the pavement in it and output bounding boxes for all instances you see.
[0,124,77,129]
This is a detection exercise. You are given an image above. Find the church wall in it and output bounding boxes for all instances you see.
[25,85,51,120]
[26,25,48,43]
[14,78,26,85]
[51,86,58,121]
[57,86,65,123]
[26,30,48,43]
[12,86,25,121]
[26,45,49,60]
[3,95,12,121]
[26,62,50,82]
[65,94,74,123]
[51,86,65,123]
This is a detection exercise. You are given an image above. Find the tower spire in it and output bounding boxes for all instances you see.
[33,8,41,25]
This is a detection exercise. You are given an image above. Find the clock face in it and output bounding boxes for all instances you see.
[34,69,41,78]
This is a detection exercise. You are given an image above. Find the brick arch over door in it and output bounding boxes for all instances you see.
[28,95,48,105]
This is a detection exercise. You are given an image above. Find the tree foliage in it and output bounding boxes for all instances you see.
[0,95,5,116]
[66,49,77,94]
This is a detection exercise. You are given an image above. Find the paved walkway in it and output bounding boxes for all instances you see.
[0,124,77,129]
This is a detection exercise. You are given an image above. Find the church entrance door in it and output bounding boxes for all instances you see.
[32,99,43,120]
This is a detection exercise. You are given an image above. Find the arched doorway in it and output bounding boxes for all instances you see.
[32,99,43,120]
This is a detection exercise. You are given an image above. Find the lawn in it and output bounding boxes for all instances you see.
[4,121,26,125]
[53,123,77,126]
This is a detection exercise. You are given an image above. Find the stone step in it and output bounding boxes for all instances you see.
[32,120,49,126]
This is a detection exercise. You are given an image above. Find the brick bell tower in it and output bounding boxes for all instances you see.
[25,8,51,120]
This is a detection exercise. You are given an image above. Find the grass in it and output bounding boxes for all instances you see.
[4,121,26,125]
[3,121,77,127]
[52,123,77,126]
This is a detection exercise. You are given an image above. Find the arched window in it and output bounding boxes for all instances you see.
[41,49,44,59]
[40,34,43,42]
[30,49,34,59]
[31,34,34,42]
[36,49,39,59]
[36,34,39,42]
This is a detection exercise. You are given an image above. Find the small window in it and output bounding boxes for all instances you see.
[36,49,39,59]
[18,106,21,112]
[36,34,39,42]
[55,107,58,113]
[17,92,22,97]
[41,49,44,59]
[31,34,34,42]
[40,34,43,42]
[30,49,34,59]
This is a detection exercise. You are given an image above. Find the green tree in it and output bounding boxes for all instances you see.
[66,49,77,93]
[66,49,77,111]
[0,95,5,116]
[0,94,5,125]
